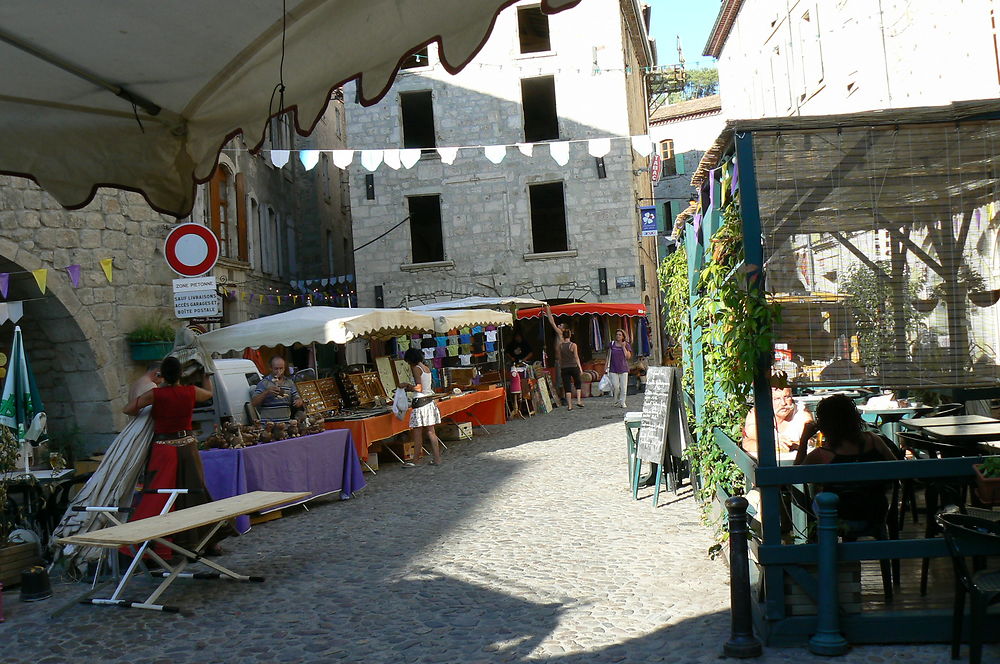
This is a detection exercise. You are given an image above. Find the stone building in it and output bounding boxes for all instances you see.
[705,0,1000,120]
[344,0,661,356]
[0,97,351,453]
[648,94,724,261]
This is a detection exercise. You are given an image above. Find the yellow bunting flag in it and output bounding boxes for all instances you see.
[100,258,113,283]
[31,268,47,293]
[241,292,249,302]
[258,295,265,305]
[276,296,282,305]
[292,295,299,304]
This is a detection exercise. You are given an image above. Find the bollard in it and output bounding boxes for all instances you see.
[724,496,763,658]
[808,492,850,656]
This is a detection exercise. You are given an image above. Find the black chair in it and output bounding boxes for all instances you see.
[923,403,966,418]
[937,513,1000,664]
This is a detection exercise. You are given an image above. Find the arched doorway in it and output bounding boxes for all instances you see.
[0,254,115,456]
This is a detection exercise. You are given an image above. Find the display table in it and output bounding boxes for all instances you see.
[200,429,366,533]
[325,387,508,460]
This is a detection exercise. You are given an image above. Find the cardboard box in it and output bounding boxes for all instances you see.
[361,452,379,471]
[437,422,473,442]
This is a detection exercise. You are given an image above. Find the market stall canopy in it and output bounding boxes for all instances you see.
[196,307,435,355]
[517,303,646,319]
[411,296,546,311]
[0,0,580,216]
[428,309,513,333]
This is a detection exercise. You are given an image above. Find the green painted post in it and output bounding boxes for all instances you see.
[724,496,764,658]
[809,492,850,656]
[685,225,707,418]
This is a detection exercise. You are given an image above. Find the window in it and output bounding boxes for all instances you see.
[659,140,677,177]
[400,91,436,149]
[326,230,335,273]
[321,154,332,203]
[521,76,558,142]
[407,195,445,263]
[517,6,551,53]
[400,46,430,70]
[208,165,248,260]
[265,207,279,274]
[249,198,260,269]
[285,217,297,277]
[529,182,567,253]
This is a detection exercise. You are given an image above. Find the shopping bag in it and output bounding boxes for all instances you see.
[598,373,612,393]
[391,388,409,420]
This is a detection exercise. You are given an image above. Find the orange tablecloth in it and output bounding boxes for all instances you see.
[324,387,507,460]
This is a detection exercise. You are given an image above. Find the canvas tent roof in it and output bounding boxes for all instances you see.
[410,296,545,311]
[428,309,513,333]
[196,307,435,354]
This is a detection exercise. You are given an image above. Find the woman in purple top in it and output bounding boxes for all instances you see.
[606,329,632,408]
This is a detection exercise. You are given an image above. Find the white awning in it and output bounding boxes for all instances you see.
[428,309,513,333]
[410,296,545,312]
[0,0,580,216]
[196,307,435,354]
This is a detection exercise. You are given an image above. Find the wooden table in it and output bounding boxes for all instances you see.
[902,415,1000,428]
[61,490,309,612]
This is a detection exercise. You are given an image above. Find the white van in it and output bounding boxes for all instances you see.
[191,358,262,438]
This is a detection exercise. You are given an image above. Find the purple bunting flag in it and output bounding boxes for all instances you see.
[65,264,82,288]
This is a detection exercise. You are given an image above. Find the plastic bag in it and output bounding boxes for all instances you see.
[391,388,409,420]
[598,373,612,393]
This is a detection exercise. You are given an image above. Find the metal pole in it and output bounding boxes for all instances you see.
[724,496,763,658]
[809,492,850,656]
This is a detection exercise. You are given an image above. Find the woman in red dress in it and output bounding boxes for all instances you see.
[123,356,222,553]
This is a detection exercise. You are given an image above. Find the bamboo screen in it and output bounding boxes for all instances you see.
[753,120,1000,389]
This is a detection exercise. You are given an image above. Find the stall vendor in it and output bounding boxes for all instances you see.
[251,356,304,412]
[506,332,535,365]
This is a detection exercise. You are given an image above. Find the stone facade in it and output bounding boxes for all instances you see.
[345,0,661,356]
[0,98,350,454]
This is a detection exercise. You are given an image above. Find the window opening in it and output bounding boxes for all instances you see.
[400,91,436,149]
[400,47,430,70]
[517,6,551,53]
[408,195,445,263]
[529,182,567,253]
[521,76,559,142]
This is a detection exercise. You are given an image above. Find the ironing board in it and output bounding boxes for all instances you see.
[59,490,309,613]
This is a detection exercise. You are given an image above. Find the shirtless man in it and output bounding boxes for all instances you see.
[741,387,814,457]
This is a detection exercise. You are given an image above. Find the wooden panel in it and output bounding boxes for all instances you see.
[235,171,248,261]
[59,491,310,547]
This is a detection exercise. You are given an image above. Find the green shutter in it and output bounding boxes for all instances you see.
[675,153,686,175]
[656,202,668,232]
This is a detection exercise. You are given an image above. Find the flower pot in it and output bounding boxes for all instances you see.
[973,464,1000,505]
[128,340,173,362]
[912,298,939,313]
[969,289,1000,308]
[0,543,41,588]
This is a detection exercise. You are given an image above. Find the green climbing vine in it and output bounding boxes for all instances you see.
[658,243,693,395]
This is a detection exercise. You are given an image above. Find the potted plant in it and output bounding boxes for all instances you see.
[0,425,41,586]
[973,457,1000,505]
[126,316,176,362]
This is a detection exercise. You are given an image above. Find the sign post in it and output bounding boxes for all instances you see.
[173,277,222,319]
[164,223,220,277]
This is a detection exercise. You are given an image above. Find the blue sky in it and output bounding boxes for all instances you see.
[645,0,721,69]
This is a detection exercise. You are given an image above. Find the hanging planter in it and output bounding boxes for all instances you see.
[126,316,176,363]
[912,297,939,314]
[969,289,1000,308]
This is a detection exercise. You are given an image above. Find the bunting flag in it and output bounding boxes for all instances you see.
[360,150,383,171]
[0,273,8,299]
[100,258,113,283]
[0,301,24,324]
[269,149,290,168]
[437,147,459,164]
[549,141,570,166]
[31,269,47,294]
[299,150,320,170]
[400,149,421,169]
[484,145,506,165]
[332,150,353,169]
[587,138,611,158]
[516,143,533,157]
[65,264,82,288]
[382,149,401,170]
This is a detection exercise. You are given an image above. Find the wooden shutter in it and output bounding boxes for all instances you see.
[235,172,248,261]
[208,168,224,238]
[675,153,686,175]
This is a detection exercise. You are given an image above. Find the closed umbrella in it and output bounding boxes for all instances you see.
[0,325,44,472]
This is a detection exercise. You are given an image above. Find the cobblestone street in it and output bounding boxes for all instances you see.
[1,400,993,663]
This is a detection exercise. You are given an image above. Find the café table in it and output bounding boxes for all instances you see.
[917,423,1000,443]
[856,404,927,445]
[902,414,1000,428]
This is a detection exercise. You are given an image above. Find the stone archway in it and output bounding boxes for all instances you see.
[0,250,117,454]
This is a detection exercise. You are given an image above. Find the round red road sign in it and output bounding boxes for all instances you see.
[163,223,220,277]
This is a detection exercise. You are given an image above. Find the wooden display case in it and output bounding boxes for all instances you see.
[295,378,342,414]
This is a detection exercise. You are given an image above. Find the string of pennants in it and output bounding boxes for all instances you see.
[0,259,114,298]
[235,134,661,170]
[220,275,357,308]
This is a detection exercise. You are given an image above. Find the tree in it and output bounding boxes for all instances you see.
[667,68,719,103]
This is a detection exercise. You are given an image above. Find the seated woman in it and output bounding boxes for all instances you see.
[741,387,813,458]
[794,394,896,535]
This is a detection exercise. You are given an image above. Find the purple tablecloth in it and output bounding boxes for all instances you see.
[201,429,365,534]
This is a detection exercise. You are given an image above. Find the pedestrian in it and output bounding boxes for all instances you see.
[400,348,444,466]
[544,303,572,406]
[557,328,585,411]
[606,328,632,408]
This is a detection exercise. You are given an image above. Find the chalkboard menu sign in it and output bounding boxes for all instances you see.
[636,366,691,465]
[636,367,674,464]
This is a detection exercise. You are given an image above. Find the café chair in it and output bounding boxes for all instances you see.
[937,513,1000,664]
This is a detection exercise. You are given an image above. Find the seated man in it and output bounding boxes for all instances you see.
[741,387,814,458]
[251,356,304,419]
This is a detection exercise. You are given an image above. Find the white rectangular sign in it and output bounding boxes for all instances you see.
[173,276,217,293]
[174,290,222,318]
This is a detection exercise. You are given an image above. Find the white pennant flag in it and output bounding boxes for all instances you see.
[400,149,422,169]
[631,135,654,157]
[588,138,611,158]
[321,278,330,286]
[299,150,320,170]
[484,145,507,164]
[7,301,22,323]
[0,303,7,325]
[332,150,354,168]
[383,149,401,170]
[516,143,534,157]
[549,141,570,166]
[360,150,384,171]
[437,147,459,164]
[269,149,291,168]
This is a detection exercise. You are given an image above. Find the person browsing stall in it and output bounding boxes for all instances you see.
[605,329,632,409]
[251,356,304,411]
[400,348,444,466]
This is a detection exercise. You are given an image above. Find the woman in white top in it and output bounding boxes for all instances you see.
[401,348,443,466]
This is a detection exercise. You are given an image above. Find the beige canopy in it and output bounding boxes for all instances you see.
[0,0,579,216]
[411,296,545,312]
[427,309,513,333]
[196,307,435,354]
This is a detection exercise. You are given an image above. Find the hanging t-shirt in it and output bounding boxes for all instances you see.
[422,347,435,360]
[485,330,498,343]
[459,354,472,366]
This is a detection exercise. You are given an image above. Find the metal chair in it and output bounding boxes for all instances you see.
[937,513,1000,664]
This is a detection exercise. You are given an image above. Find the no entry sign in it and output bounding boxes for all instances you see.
[164,223,220,277]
